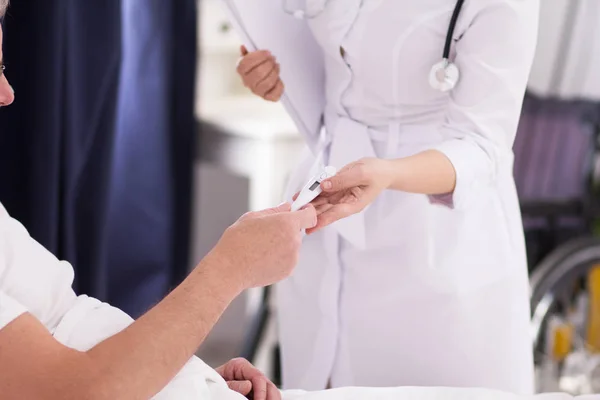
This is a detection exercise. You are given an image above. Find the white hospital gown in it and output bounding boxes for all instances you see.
[0,202,226,399]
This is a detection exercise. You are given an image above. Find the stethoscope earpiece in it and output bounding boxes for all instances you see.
[429,59,460,92]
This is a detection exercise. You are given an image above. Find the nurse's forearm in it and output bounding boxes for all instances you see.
[387,150,456,194]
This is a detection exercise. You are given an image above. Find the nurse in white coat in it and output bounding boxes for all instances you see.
[237,0,539,394]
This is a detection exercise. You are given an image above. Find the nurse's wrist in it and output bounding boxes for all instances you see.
[379,158,403,190]
[386,150,458,194]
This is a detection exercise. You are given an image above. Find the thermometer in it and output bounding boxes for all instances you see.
[291,166,337,212]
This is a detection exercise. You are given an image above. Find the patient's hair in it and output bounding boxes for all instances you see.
[0,0,8,17]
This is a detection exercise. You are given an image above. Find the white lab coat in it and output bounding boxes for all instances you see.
[276,0,540,393]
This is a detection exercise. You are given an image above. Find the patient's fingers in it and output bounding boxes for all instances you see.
[226,380,253,396]
[306,203,357,235]
[247,203,291,219]
[250,376,268,400]
[217,358,278,400]
[267,382,282,400]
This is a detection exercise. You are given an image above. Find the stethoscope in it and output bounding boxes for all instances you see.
[283,0,465,92]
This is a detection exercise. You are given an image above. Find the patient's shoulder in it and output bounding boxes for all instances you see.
[0,202,30,237]
[0,202,9,219]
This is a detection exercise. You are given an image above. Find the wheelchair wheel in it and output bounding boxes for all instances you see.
[530,236,600,394]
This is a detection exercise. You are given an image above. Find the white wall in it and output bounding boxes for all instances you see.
[528,0,600,100]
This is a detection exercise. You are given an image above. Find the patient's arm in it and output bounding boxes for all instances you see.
[0,259,239,400]
[0,205,240,400]
[0,203,314,399]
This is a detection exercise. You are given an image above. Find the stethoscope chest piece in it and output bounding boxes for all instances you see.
[283,0,465,93]
[429,59,460,92]
[293,9,306,19]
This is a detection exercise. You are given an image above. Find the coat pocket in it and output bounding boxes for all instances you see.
[427,186,517,294]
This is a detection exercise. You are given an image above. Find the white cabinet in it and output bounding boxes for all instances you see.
[195,0,304,212]
[196,0,247,106]
[199,0,242,53]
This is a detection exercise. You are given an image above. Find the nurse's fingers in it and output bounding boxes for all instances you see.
[265,80,285,102]
[246,60,277,90]
[314,203,334,215]
[321,163,367,193]
[255,63,281,97]
[306,203,358,234]
[237,50,273,75]
[240,45,249,56]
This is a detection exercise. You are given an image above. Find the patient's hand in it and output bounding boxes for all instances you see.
[208,203,316,289]
[216,358,281,400]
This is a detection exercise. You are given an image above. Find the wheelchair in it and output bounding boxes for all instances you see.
[515,94,600,394]
[241,93,600,391]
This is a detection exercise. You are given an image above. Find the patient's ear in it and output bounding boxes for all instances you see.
[0,28,14,107]
[0,74,15,107]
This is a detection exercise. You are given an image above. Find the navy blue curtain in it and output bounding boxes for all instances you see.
[0,1,122,295]
[107,0,197,317]
[0,0,197,318]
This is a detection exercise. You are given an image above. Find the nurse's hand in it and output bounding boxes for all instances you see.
[216,358,281,400]
[236,45,285,102]
[305,158,394,234]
